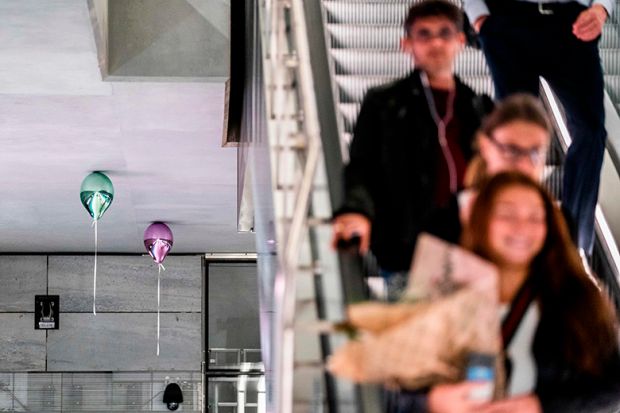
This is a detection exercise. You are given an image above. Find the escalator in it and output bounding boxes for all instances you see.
[252,0,620,412]
[321,0,620,305]
[602,2,620,113]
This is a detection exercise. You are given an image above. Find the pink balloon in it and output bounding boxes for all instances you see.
[144,222,173,264]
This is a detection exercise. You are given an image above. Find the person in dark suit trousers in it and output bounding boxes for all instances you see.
[464,0,614,257]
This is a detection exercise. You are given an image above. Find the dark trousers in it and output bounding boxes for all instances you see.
[478,1,607,255]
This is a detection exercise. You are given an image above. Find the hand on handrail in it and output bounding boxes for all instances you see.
[331,213,371,254]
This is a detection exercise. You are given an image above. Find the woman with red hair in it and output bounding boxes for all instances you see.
[427,172,620,413]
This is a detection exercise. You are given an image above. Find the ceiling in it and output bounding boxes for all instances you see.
[0,0,255,253]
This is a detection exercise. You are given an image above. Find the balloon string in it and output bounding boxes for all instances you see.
[157,264,162,356]
[93,219,98,316]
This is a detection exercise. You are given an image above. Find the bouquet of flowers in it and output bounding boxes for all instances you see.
[328,234,504,392]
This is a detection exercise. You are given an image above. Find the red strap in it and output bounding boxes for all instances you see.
[501,278,536,349]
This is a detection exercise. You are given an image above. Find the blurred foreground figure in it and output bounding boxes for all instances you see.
[427,172,620,413]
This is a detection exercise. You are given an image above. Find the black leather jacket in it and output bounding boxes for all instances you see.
[335,69,492,271]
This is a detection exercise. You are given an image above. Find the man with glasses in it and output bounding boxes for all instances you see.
[478,123,550,181]
[332,0,492,301]
[484,134,547,166]
[464,0,614,257]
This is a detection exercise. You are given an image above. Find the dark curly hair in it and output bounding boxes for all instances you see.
[404,0,464,36]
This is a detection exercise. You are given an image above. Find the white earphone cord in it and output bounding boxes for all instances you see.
[420,71,458,194]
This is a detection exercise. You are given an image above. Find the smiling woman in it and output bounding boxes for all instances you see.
[434,171,620,413]
[485,184,547,274]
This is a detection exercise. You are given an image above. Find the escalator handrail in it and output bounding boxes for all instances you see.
[541,79,620,304]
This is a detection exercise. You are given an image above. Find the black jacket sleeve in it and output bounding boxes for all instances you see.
[335,89,382,220]
[422,194,463,244]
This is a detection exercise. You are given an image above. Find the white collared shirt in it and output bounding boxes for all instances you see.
[463,0,615,28]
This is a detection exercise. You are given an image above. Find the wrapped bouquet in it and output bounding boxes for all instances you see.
[328,234,504,393]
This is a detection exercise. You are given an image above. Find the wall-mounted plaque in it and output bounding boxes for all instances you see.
[35,295,59,330]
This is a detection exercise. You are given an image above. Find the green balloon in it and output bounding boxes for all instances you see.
[80,172,114,221]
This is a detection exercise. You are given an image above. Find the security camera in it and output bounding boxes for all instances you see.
[163,382,183,411]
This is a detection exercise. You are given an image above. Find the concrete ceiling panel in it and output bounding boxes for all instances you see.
[0,0,110,96]
[108,0,229,78]
[186,0,231,39]
[0,0,254,253]
[111,82,224,133]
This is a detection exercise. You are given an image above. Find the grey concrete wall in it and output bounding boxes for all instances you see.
[0,255,261,412]
[0,256,47,311]
[0,255,202,372]
[0,257,47,370]
[107,0,229,78]
[47,313,201,371]
[48,256,201,312]
[0,315,46,371]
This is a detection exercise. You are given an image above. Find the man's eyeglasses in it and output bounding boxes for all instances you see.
[409,27,458,43]
[486,134,547,165]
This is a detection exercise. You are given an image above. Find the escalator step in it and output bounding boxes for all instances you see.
[456,49,493,77]
[601,50,620,75]
[457,75,496,97]
[335,74,493,123]
[604,75,620,105]
[547,135,566,167]
[330,48,492,77]
[336,74,494,131]
[321,0,459,4]
[322,0,415,3]
[323,1,411,25]
[335,75,397,103]
[330,49,411,76]
[324,5,618,49]
[327,24,402,50]
[326,28,620,53]
[335,75,494,104]
[542,165,563,201]
[601,25,620,49]
[338,102,361,134]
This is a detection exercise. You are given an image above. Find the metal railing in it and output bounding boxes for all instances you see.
[257,0,338,411]
[0,371,201,411]
[541,80,620,312]
[208,349,263,367]
[254,1,620,411]
[257,0,368,410]
[208,375,266,413]
[602,0,620,114]
[207,348,265,412]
